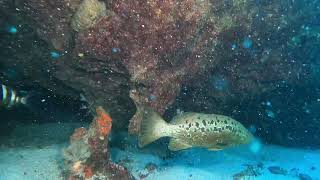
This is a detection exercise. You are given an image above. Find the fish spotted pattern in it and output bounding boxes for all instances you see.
[139,108,253,151]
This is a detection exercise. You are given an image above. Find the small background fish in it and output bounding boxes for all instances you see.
[0,84,27,108]
[139,107,253,151]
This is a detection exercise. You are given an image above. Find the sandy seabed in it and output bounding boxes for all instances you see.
[0,123,319,180]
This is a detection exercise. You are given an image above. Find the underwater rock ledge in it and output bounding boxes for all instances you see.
[64,106,134,180]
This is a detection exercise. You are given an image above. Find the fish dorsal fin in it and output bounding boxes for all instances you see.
[168,138,192,151]
[170,112,197,124]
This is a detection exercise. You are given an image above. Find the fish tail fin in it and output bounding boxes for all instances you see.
[19,90,38,106]
[138,107,171,147]
[19,91,51,116]
[19,94,29,105]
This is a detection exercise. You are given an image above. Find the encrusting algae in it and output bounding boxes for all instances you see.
[95,106,112,140]
[64,106,132,179]
[139,107,253,151]
[71,0,107,31]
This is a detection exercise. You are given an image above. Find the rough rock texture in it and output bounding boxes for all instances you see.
[1,0,320,148]
[0,0,252,133]
[74,0,220,134]
[13,0,78,51]
[71,0,107,31]
[64,106,133,180]
[0,0,135,129]
[167,0,320,147]
[0,4,77,97]
[54,55,135,130]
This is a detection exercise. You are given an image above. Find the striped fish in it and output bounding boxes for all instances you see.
[0,84,27,108]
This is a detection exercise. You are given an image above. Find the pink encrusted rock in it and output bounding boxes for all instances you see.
[65,106,133,180]
[75,0,217,134]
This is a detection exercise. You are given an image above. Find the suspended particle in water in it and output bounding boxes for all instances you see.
[50,51,60,59]
[248,125,257,134]
[303,103,311,114]
[78,53,85,57]
[249,138,262,154]
[7,26,17,34]
[2,68,18,80]
[112,47,120,53]
[149,94,157,102]
[266,110,275,118]
[231,44,237,50]
[242,37,253,49]
[211,75,228,91]
[266,101,272,107]
[304,25,311,31]
[176,108,184,116]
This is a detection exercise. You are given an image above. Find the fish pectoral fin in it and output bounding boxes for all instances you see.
[168,138,192,151]
[207,147,223,151]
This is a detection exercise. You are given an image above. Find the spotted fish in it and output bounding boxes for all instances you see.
[138,108,253,151]
[0,84,27,108]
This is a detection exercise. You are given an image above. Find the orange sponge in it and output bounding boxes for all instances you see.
[95,106,112,140]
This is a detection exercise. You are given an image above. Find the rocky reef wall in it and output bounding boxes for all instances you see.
[1,0,320,147]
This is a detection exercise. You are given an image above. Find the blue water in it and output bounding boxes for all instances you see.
[1,0,320,179]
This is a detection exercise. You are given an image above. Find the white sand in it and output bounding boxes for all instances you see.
[112,144,320,180]
[0,145,65,180]
[0,123,319,180]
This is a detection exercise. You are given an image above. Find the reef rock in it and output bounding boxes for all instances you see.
[64,106,133,180]
[75,0,218,134]
[12,0,79,50]
[1,0,320,148]
[71,0,107,32]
